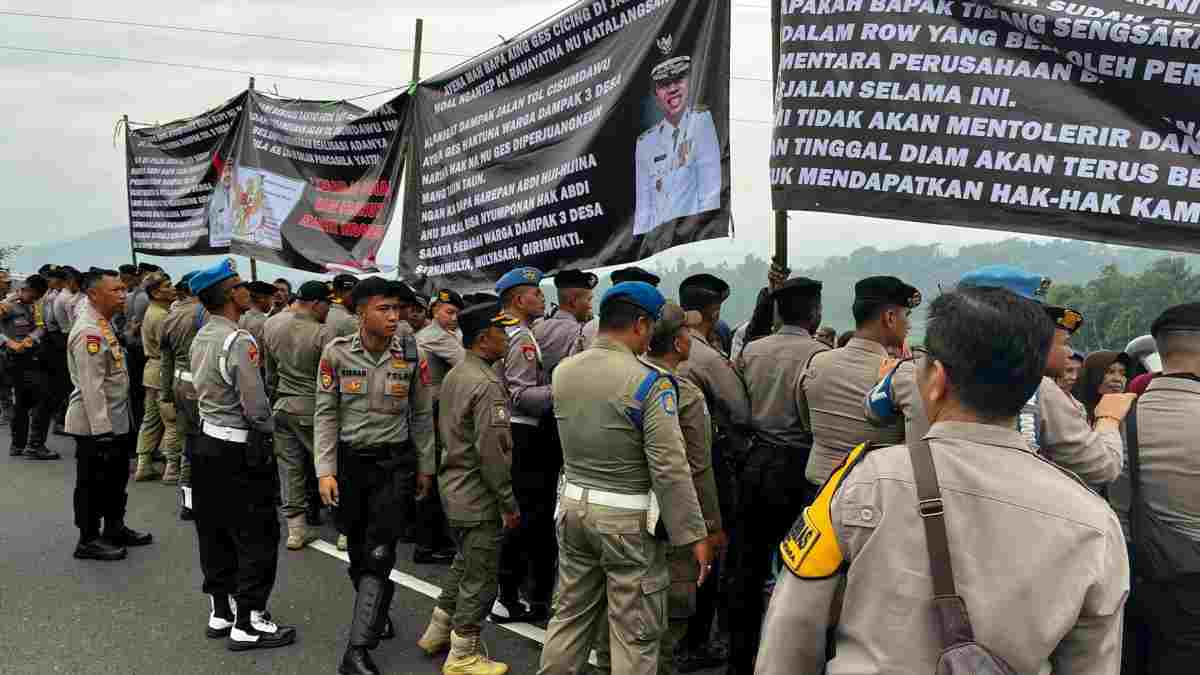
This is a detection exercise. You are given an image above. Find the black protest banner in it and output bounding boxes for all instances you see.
[126,93,244,256]
[401,0,732,287]
[224,90,409,272]
[771,0,1200,253]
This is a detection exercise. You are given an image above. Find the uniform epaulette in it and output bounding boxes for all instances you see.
[327,335,354,347]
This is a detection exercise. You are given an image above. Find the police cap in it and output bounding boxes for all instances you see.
[463,292,499,306]
[601,281,666,319]
[958,265,1050,302]
[651,56,691,83]
[459,302,519,345]
[189,258,239,295]
[554,269,598,290]
[297,280,331,302]
[176,271,199,293]
[855,276,921,309]
[432,288,465,310]
[21,274,48,293]
[1151,302,1200,339]
[1045,305,1084,334]
[679,273,730,311]
[144,271,172,294]
[247,281,277,297]
[351,276,414,308]
[118,264,138,276]
[495,267,544,295]
[610,266,660,286]
[332,274,359,292]
[138,263,161,275]
[771,277,822,302]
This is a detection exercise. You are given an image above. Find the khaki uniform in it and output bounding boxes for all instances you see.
[737,326,828,450]
[327,302,359,338]
[238,307,268,346]
[1033,376,1124,484]
[416,320,464,404]
[533,310,587,378]
[435,351,516,633]
[864,357,930,446]
[539,337,706,675]
[802,338,903,485]
[756,422,1129,675]
[158,297,206,486]
[263,310,337,519]
[135,300,179,463]
[677,330,750,440]
[66,299,134,542]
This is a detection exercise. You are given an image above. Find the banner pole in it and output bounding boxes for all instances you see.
[399,18,424,279]
[122,114,139,267]
[247,76,259,281]
[770,0,787,271]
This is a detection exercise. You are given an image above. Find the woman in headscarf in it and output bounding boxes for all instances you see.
[1075,351,1133,423]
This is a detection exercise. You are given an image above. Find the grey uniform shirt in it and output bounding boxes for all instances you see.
[53,289,80,335]
[0,301,45,345]
[190,315,273,433]
[496,319,551,426]
[327,302,359,338]
[124,287,150,347]
[802,338,904,485]
[41,289,63,335]
[1036,376,1124,484]
[533,310,586,378]
[864,358,931,446]
[416,320,464,404]
[757,422,1128,675]
[677,329,751,439]
[159,298,206,405]
[239,307,269,347]
[64,300,131,437]
[263,310,336,416]
[737,326,828,449]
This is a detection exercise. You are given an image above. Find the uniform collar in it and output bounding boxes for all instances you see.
[644,355,677,373]
[593,335,636,356]
[847,337,889,356]
[291,311,318,325]
[778,325,812,337]
[688,327,711,347]
[924,420,1029,453]
[1147,373,1200,393]
[464,350,501,374]
[210,315,238,330]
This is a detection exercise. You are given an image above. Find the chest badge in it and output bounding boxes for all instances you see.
[348,380,363,393]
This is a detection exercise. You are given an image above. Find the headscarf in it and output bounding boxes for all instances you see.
[1074,351,1132,422]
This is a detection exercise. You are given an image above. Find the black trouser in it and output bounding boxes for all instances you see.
[41,333,70,421]
[74,434,133,542]
[336,442,417,587]
[192,432,280,612]
[498,421,561,605]
[126,344,146,438]
[8,356,52,448]
[1123,574,1200,674]
[724,441,814,675]
[685,436,736,650]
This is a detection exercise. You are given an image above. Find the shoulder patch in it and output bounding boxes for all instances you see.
[521,343,537,362]
[319,359,335,391]
[246,341,259,365]
[657,390,677,416]
[780,442,872,579]
[86,334,102,354]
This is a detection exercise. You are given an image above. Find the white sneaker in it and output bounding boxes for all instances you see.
[206,596,235,638]
[227,610,296,652]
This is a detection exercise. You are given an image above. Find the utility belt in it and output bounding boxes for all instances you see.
[200,420,273,467]
[175,368,194,383]
[340,439,413,464]
[560,479,667,539]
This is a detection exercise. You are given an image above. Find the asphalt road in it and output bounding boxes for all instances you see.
[0,430,548,675]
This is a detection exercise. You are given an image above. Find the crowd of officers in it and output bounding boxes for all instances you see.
[4,254,1198,675]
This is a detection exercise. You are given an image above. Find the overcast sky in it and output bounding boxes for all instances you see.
[1,0,1032,270]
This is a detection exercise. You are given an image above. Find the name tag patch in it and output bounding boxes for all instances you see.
[341,377,365,394]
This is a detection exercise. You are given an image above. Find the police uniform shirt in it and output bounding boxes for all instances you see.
[437,351,517,524]
[158,297,206,405]
[633,107,722,236]
[657,357,722,534]
[802,337,905,485]
[53,288,80,335]
[554,336,706,546]
[737,326,828,449]
[416,320,464,403]
[262,309,337,416]
[64,299,131,437]
[238,307,269,347]
[677,329,750,440]
[0,300,45,345]
[140,300,170,390]
[497,318,551,426]
[41,288,63,334]
[125,287,150,346]
[313,326,435,477]
[757,422,1128,675]
[579,317,598,351]
[1035,376,1123,484]
[533,310,587,378]
[327,302,359,338]
[190,315,272,433]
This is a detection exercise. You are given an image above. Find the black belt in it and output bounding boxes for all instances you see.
[341,440,412,461]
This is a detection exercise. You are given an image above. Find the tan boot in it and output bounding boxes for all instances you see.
[161,460,180,485]
[443,630,508,675]
[285,516,317,550]
[417,607,452,656]
[134,455,161,482]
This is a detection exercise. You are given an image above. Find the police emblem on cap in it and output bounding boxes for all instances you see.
[523,270,538,281]
[438,291,450,302]
[1060,309,1083,331]
[656,34,673,55]
[908,290,922,309]
[1036,277,1052,297]
[226,258,237,273]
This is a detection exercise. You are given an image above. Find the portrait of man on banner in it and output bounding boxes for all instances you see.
[633,34,722,237]
[208,155,234,248]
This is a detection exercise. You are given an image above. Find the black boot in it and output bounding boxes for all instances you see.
[228,608,296,651]
[305,501,323,526]
[338,575,385,674]
[24,444,61,460]
[373,581,395,643]
[74,538,127,561]
[103,525,153,547]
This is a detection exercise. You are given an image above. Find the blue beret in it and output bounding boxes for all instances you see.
[495,267,544,295]
[958,265,1050,302]
[188,258,239,295]
[601,281,666,319]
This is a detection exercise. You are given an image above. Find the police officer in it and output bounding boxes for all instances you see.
[726,277,826,675]
[262,281,335,550]
[409,290,432,333]
[134,272,177,481]
[315,277,434,675]
[189,259,295,652]
[633,39,721,236]
[1,274,56,459]
[535,269,597,377]
[492,266,556,622]
[418,302,519,675]
[124,262,159,434]
[756,284,1129,675]
[328,274,361,337]
[581,266,660,350]
[270,278,292,316]
[159,272,205,520]
[39,266,71,435]
[239,281,276,346]
[66,268,153,560]
[539,282,712,675]
[802,276,920,487]
[415,288,467,565]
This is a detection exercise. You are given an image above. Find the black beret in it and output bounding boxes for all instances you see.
[854,276,922,309]
[433,288,465,310]
[42,266,66,280]
[351,276,414,307]
[297,280,331,302]
[118,264,138,275]
[554,270,598,290]
[459,302,518,344]
[1045,305,1084,334]
[463,292,500,306]
[38,264,55,276]
[1152,302,1200,338]
[332,274,360,291]
[771,277,823,301]
[247,281,277,297]
[679,273,730,311]
[610,266,661,286]
[21,274,48,293]
[138,263,161,275]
